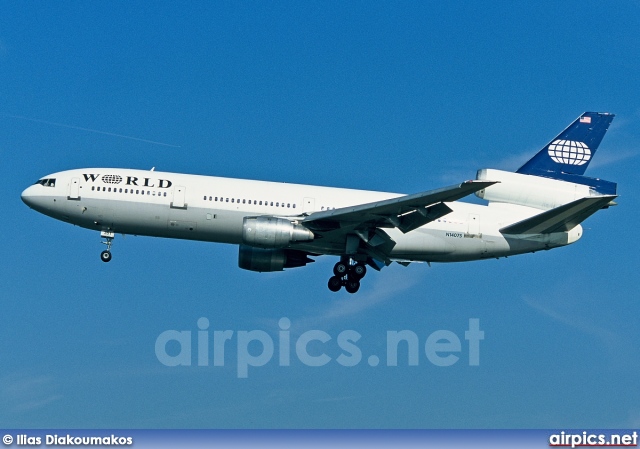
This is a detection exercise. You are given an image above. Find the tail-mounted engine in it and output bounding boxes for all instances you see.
[476,169,597,210]
[242,216,314,248]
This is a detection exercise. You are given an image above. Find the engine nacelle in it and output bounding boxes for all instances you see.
[238,245,314,272]
[476,169,593,210]
[242,216,314,248]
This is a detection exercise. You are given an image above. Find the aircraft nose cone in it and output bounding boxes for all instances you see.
[21,185,36,207]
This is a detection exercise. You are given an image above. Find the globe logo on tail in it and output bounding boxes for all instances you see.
[547,140,591,165]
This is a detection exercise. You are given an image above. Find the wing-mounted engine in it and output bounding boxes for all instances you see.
[242,216,314,248]
[238,245,314,272]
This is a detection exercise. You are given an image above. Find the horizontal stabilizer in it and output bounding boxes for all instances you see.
[500,195,616,235]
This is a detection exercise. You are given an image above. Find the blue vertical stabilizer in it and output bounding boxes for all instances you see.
[517,112,614,177]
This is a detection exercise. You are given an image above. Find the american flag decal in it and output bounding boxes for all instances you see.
[580,116,592,124]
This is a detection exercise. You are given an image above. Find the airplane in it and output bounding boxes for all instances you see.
[21,112,618,294]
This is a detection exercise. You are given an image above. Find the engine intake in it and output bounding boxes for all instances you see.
[242,216,314,248]
[238,245,314,272]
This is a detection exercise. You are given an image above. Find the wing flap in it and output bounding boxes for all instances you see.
[500,195,616,235]
[397,201,453,233]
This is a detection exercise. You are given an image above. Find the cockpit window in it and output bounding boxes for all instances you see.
[35,178,56,187]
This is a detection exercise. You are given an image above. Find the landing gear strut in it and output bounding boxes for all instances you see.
[100,231,115,263]
[328,258,367,294]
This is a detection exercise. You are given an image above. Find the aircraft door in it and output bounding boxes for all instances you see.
[172,186,187,209]
[69,178,80,200]
[303,197,315,214]
[467,213,480,237]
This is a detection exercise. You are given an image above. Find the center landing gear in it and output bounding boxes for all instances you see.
[100,231,115,263]
[328,258,367,294]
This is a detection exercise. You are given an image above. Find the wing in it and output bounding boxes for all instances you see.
[299,180,497,266]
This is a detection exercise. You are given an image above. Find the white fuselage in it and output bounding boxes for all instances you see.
[21,168,581,264]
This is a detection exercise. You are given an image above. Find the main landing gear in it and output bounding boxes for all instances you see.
[100,231,115,263]
[328,258,367,294]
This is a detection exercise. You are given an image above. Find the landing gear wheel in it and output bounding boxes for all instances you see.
[100,231,115,263]
[100,250,112,263]
[333,262,349,276]
[352,263,367,279]
[328,276,342,292]
[345,279,360,294]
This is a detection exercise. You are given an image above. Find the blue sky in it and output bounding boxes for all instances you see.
[1,1,639,429]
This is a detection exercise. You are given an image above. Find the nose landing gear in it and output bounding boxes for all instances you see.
[100,231,115,263]
[328,258,367,294]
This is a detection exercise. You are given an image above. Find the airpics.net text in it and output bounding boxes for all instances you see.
[155,318,484,378]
